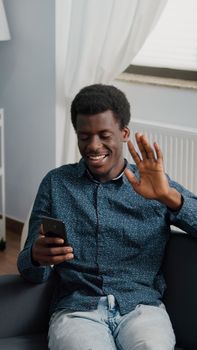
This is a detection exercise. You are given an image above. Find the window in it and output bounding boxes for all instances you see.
[125,0,197,81]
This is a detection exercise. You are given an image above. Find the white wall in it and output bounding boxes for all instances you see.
[0,0,56,222]
[114,79,197,129]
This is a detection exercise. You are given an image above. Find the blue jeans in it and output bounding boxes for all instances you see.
[48,295,175,350]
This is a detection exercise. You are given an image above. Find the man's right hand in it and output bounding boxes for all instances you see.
[31,226,74,266]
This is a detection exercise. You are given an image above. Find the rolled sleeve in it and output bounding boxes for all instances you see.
[168,193,197,235]
[17,245,52,283]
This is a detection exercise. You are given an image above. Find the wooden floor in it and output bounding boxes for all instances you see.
[0,230,21,275]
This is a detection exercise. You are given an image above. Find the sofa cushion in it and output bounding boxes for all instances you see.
[0,334,48,350]
[163,233,197,350]
[0,275,54,338]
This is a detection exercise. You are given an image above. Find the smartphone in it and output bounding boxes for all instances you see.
[42,216,68,246]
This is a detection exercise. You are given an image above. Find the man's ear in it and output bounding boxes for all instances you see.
[121,127,130,141]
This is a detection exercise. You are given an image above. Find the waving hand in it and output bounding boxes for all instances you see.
[124,133,182,210]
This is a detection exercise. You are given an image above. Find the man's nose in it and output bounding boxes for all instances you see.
[87,135,102,150]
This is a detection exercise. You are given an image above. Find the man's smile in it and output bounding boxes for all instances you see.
[86,153,109,166]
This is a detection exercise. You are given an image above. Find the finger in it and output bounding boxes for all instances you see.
[154,141,163,161]
[127,140,141,165]
[135,133,149,160]
[54,253,74,262]
[35,246,74,266]
[45,236,65,247]
[39,253,74,266]
[35,233,46,247]
[46,245,73,256]
[136,133,156,160]
[124,168,139,187]
[40,224,45,236]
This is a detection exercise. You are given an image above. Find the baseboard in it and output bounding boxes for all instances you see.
[6,217,24,235]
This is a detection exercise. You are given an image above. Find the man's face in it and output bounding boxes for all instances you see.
[76,110,130,182]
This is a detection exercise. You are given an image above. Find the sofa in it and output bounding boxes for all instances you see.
[0,231,197,349]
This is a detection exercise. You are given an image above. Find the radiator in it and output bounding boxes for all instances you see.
[123,119,197,195]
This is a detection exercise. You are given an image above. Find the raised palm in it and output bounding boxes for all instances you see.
[124,133,170,200]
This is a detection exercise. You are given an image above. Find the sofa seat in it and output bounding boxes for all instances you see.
[0,334,48,350]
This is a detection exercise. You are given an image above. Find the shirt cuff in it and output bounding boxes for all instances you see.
[167,195,184,213]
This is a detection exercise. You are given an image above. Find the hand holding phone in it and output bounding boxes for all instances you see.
[32,216,73,265]
[42,216,69,247]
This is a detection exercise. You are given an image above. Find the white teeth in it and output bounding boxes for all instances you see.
[88,155,106,160]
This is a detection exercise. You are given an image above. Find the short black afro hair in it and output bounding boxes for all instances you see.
[71,84,131,130]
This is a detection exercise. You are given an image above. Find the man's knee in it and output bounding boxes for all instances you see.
[135,338,175,350]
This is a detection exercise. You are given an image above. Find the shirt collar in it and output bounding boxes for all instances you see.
[77,158,132,184]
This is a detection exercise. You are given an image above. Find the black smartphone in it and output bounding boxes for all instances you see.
[42,216,68,246]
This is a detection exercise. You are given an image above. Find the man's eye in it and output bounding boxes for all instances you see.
[101,134,111,139]
[78,135,89,141]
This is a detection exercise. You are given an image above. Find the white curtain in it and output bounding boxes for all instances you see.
[56,0,167,166]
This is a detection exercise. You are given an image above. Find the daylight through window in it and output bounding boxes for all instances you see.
[127,0,197,78]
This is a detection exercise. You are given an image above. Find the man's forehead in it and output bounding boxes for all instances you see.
[76,110,119,130]
[77,110,117,125]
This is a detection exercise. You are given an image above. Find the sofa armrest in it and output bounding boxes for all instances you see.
[0,274,54,338]
[163,232,197,350]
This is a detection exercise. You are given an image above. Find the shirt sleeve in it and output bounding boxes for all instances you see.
[167,177,197,236]
[17,172,54,283]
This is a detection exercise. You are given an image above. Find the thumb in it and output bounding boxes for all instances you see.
[124,168,139,187]
[40,224,45,236]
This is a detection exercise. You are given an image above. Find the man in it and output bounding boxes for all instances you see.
[18,84,197,350]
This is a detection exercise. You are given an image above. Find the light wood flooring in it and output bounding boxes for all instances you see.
[0,230,21,275]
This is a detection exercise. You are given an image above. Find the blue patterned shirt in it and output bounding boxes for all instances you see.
[17,159,197,315]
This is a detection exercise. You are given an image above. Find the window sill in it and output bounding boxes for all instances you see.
[117,72,197,91]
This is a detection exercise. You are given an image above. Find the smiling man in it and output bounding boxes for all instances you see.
[18,84,197,350]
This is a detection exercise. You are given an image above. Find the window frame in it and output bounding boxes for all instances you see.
[124,65,197,82]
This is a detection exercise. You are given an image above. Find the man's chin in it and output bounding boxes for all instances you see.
[87,166,110,182]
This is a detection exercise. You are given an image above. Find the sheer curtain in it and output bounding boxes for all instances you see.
[56,0,167,166]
